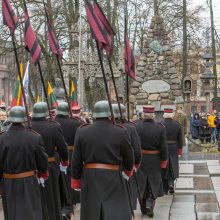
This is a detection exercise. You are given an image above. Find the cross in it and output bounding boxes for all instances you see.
[154,58,160,70]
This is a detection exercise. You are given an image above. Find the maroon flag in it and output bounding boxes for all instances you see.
[84,0,107,46]
[2,0,18,33]
[93,0,115,57]
[47,21,62,60]
[24,13,41,65]
[124,34,136,80]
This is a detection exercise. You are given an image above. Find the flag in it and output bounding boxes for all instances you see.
[93,0,115,57]
[48,82,58,109]
[23,61,30,98]
[47,21,62,60]
[124,34,136,80]
[0,96,3,105]
[70,81,77,107]
[2,0,18,33]
[84,0,107,46]
[11,63,24,107]
[24,12,41,64]
[36,95,40,102]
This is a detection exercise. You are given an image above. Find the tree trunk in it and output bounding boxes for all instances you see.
[210,0,219,111]
[182,0,187,99]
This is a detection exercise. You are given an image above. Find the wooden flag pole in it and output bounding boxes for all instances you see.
[42,0,73,117]
[11,33,31,128]
[56,55,73,117]
[107,57,123,122]
[95,41,115,123]
[37,61,52,119]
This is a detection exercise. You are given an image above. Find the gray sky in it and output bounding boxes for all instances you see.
[193,0,220,31]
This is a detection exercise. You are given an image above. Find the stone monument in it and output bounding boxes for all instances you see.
[53,78,65,103]
[130,14,181,111]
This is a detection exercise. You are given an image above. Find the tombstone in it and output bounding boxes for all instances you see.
[131,15,181,111]
[53,78,65,103]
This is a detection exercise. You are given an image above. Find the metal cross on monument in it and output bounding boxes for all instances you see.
[154,57,160,70]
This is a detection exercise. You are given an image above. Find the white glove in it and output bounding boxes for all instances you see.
[122,171,129,181]
[37,177,45,187]
[60,164,67,174]
[74,188,81,192]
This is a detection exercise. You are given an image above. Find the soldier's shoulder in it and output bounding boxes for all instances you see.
[157,122,165,128]
[114,123,126,130]
[79,123,91,129]
[26,129,41,137]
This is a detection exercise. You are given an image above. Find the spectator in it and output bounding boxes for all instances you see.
[199,114,211,144]
[191,113,200,139]
[216,113,220,141]
[208,111,217,143]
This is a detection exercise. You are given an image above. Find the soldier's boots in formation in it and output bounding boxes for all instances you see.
[141,198,155,218]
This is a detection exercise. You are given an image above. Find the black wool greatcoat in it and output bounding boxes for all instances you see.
[71,119,134,220]
[55,115,83,205]
[162,118,183,179]
[32,118,68,220]
[136,119,168,199]
[0,124,48,220]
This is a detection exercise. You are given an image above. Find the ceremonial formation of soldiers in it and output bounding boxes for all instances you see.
[0,99,184,220]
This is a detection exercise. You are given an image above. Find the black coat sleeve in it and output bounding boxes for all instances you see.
[120,128,134,172]
[55,126,68,162]
[130,127,142,165]
[35,136,48,173]
[177,126,183,150]
[72,129,83,180]
[160,127,168,162]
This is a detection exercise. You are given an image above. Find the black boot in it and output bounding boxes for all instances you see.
[140,199,147,215]
[145,198,154,218]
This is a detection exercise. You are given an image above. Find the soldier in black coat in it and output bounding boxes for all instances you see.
[112,103,142,209]
[71,100,134,220]
[0,106,48,220]
[136,106,168,217]
[31,102,68,220]
[162,108,183,194]
[55,102,84,218]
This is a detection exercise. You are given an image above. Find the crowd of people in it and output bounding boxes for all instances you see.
[190,110,220,144]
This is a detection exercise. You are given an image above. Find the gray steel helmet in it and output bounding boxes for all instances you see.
[56,102,69,116]
[112,104,120,119]
[93,100,110,118]
[112,104,126,119]
[32,102,49,118]
[8,106,27,123]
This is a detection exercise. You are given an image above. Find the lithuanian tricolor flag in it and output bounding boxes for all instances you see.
[48,82,58,109]
[70,80,77,107]
[11,63,24,108]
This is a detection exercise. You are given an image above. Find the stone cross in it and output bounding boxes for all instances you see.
[154,58,160,70]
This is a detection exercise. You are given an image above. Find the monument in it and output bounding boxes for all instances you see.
[53,78,65,103]
[130,5,181,112]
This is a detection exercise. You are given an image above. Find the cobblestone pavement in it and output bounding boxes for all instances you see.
[1,155,220,220]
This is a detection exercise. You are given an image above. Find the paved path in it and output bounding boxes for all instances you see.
[1,159,220,220]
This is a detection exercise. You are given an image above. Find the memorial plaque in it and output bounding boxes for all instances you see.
[142,80,170,94]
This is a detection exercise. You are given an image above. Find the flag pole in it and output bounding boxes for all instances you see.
[11,33,31,128]
[95,41,115,123]
[42,0,73,117]
[107,58,123,121]
[124,1,130,122]
[22,0,52,119]
[37,61,52,119]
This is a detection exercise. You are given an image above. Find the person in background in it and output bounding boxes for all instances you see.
[215,113,220,142]
[191,113,200,140]
[208,111,217,143]
[199,114,211,144]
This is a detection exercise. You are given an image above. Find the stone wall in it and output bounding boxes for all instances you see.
[131,15,181,110]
